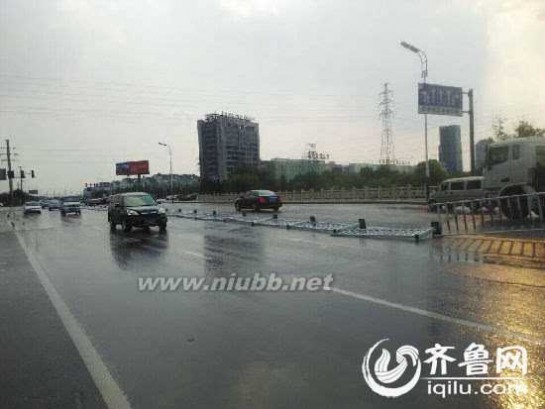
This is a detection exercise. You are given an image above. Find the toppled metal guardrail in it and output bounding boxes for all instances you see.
[174,210,431,241]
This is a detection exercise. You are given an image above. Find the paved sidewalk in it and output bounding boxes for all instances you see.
[440,233,545,269]
[0,230,108,409]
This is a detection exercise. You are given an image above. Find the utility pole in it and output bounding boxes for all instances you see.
[468,89,475,174]
[6,139,14,205]
[158,142,173,196]
[19,166,24,192]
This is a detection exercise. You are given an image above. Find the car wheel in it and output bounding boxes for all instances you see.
[158,222,167,232]
[273,206,279,212]
[61,211,66,217]
[122,220,132,233]
[252,203,260,212]
[110,220,116,231]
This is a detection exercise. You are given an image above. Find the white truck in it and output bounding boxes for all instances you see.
[483,138,545,218]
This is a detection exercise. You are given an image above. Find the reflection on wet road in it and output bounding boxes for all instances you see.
[14,208,545,409]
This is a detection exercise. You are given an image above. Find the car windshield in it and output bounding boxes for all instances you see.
[25,201,40,206]
[124,195,155,207]
[62,197,80,202]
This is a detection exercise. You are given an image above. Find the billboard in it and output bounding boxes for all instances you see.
[418,83,463,116]
[0,168,6,181]
[116,160,150,176]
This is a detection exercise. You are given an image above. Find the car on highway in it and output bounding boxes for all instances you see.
[429,176,485,210]
[108,192,167,232]
[87,197,106,206]
[60,196,82,216]
[47,199,61,211]
[234,190,282,212]
[23,201,42,215]
[40,199,49,208]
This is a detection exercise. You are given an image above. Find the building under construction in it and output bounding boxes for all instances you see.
[197,113,260,188]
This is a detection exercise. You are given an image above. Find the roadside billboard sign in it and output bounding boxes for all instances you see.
[418,83,463,116]
[0,168,6,181]
[116,160,150,176]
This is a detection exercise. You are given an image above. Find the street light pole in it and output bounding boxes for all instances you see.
[158,142,173,196]
[401,41,430,199]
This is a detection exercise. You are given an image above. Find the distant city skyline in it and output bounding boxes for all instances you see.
[1,0,544,193]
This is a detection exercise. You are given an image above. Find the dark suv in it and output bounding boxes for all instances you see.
[108,192,167,232]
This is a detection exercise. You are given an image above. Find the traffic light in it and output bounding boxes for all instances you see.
[7,170,14,179]
[20,170,25,179]
[31,170,35,178]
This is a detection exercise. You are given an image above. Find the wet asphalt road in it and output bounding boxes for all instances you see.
[8,205,545,409]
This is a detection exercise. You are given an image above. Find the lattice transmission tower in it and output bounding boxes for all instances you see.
[379,83,396,165]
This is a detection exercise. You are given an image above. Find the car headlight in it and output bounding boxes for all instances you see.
[126,209,139,216]
[158,207,166,214]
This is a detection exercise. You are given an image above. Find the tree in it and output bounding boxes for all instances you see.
[492,118,544,141]
[413,160,448,186]
[513,120,545,139]
[492,117,509,141]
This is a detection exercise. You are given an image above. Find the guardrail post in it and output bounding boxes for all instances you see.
[516,196,523,221]
[537,194,544,221]
[528,194,534,224]
[462,202,468,233]
[454,205,459,233]
[471,201,476,231]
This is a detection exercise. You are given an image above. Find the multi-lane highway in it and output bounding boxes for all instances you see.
[2,205,544,408]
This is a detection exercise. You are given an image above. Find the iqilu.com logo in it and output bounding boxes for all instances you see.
[362,339,528,399]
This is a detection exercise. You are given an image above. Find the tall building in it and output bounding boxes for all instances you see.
[197,113,260,185]
[475,138,494,171]
[438,125,463,173]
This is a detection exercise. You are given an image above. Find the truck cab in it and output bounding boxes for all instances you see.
[483,138,545,195]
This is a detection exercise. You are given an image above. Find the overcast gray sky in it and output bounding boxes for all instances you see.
[1,0,544,194]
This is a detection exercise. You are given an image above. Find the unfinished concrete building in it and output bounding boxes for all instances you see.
[197,113,260,187]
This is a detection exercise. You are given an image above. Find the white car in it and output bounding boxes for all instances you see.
[24,201,42,214]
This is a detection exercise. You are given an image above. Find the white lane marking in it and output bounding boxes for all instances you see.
[331,287,544,345]
[15,232,132,409]
[182,250,208,260]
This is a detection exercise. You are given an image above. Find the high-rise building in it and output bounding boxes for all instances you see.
[438,125,463,173]
[197,113,260,186]
[475,138,494,171]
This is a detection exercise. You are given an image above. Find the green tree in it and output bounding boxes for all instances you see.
[513,120,545,138]
[413,160,448,186]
